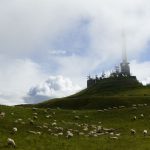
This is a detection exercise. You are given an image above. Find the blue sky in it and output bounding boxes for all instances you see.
[0,0,150,105]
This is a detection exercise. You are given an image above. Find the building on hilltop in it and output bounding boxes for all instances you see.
[87,34,135,88]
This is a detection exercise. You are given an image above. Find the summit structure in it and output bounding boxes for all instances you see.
[87,34,136,88]
[120,32,130,76]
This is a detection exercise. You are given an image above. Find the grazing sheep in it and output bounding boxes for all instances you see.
[36,132,42,135]
[84,115,88,118]
[130,129,136,135]
[33,113,38,116]
[52,112,56,115]
[115,133,121,136]
[110,132,114,136]
[66,131,73,138]
[12,127,17,134]
[33,116,38,120]
[29,119,34,125]
[74,116,80,119]
[110,136,118,140]
[48,129,52,132]
[132,104,136,107]
[133,116,137,120]
[97,110,104,112]
[140,114,144,118]
[18,118,22,121]
[79,132,84,135]
[52,122,57,126]
[46,115,52,118]
[0,112,5,118]
[7,138,16,148]
[32,107,38,111]
[11,112,14,115]
[58,132,63,136]
[143,130,148,136]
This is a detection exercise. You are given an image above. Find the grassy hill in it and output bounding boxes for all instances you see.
[35,77,150,109]
[1,77,150,149]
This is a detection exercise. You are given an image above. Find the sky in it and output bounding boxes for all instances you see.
[0,0,150,105]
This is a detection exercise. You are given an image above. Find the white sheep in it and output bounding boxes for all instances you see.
[66,131,73,138]
[12,127,17,134]
[0,112,5,118]
[143,130,148,136]
[74,116,80,119]
[110,136,118,140]
[130,129,136,135]
[33,116,38,120]
[58,132,63,136]
[140,114,144,118]
[7,138,16,148]
[133,116,137,120]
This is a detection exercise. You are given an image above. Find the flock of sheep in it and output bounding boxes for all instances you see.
[0,103,148,148]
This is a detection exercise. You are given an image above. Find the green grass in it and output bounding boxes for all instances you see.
[1,105,150,149]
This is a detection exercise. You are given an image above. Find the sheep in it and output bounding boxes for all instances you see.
[74,116,80,119]
[12,127,17,134]
[66,131,73,138]
[29,119,34,125]
[132,104,136,107]
[115,133,121,136]
[84,115,88,118]
[0,112,5,118]
[36,132,42,135]
[143,130,148,136]
[32,107,38,111]
[46,115,52,118]
[133,116,137,120]
[79,132,84,135]
[140,114,144,118]
[11,112,14,115]
[18,118,22,121]
[33,113,38,116]
[110,136,118,140]
[52,122,57,126]
[7,138,16,148]
[33,116,38,120]
[97,110,104,112]
[110,132,114,136]
[130,129,136,135]
[58,132,63,136]
[43,125,48,129]
[83,127,88,131]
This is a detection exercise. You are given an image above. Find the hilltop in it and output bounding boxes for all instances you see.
[33,77,150,109]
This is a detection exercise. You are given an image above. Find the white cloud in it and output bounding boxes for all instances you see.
[0,55,47,105]
[130,60,150,85]
[24,75,81,104]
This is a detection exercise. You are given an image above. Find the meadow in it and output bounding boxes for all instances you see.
[0,104,150,150]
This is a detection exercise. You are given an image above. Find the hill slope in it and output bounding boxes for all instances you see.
[34,77,150,109]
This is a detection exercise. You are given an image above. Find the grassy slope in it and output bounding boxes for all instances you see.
[1,105,150,150]
[36,78,150,109]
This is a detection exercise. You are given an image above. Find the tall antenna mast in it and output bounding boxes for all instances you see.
[122,31,127,63]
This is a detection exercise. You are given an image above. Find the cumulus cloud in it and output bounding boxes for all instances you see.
[24,75,81,104]
[0,55,47,105]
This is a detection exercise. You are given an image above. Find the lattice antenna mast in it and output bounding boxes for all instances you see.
[122,31,127,63]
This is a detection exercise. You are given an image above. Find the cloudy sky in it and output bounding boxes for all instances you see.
[0,0,150,105]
